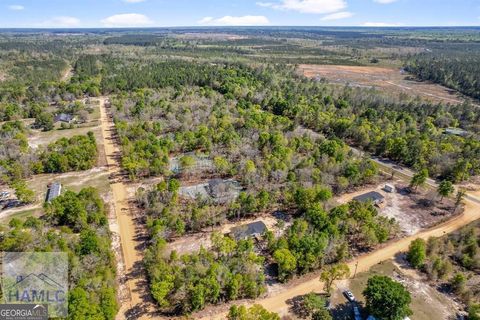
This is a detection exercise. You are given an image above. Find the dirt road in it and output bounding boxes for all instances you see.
[60,66,73,82]
[98,97,154,320]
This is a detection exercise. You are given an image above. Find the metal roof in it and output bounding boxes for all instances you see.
[55,113,74,123]
[46,183,62,202]
[353,191,384,203]
[444,127,468,137]
[229,221,267,240]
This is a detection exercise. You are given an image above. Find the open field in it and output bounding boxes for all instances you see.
[299,64,469,105]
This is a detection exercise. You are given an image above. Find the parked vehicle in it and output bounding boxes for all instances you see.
[343,290,356,302]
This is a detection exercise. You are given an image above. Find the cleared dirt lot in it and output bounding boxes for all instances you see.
[164,214,285,256]
[330,259,462,320]
[336,181,458,236]
[299,64,468,105]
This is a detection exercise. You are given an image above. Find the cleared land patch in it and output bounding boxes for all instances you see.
[299,64,469,105]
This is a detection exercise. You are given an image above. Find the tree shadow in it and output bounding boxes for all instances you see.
[286,294,310,319]
[285,292,331,319]
[330,302,354,320]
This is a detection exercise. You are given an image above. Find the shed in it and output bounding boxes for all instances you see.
[353,191,385,207]
[46,182,62,202]
[383,184,395,193]
[444,127,468,137]
[229,221,267,241]
[54,113,74,123]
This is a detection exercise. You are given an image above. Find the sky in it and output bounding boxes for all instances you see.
[0,0,479,28]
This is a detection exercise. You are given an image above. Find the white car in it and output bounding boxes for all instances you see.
[343,290,356,302]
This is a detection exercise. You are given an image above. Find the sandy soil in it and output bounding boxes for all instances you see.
[0,203,41,220]
[299,64,469,105]
[197,194,480,319]
[98,97,156,320]
[337,182,456,236]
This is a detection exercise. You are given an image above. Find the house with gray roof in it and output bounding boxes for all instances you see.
[54,113,74,124]
[229,221,267,241]
[46,182,62,203]
[353,191,385,207]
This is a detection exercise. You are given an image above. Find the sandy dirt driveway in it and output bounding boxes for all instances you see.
[199,195,480,319]
[299,64,468,105]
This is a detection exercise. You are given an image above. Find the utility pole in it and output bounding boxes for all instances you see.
[353,261,359,279]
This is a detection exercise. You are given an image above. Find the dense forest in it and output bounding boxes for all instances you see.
[72,50,477,314]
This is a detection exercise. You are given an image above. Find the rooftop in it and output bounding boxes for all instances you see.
[54,113,74,123]
[46,182,62,202]
[353,191,384,203]
[444,127,468,137]
[229,221,267,240]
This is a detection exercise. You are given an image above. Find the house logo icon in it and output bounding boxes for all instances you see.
[1,252,68,318]
[5,273,66,303]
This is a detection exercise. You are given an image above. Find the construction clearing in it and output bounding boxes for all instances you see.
[298,64,469,105]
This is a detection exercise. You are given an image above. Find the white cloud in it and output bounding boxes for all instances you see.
[40,16,81,27]
[122,0,146,3]
[257,0,347,14]
[373,0,398,3]
[198,15,270,26]
[362,22,403,27]
[101,13,153,27]
[256,2,274,7]
[8,5,24,10]
[321,11,353,21]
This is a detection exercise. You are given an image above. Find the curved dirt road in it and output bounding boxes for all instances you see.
[98,97,154,320]
[201,196,480,319]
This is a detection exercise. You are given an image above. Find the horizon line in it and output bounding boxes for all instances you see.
[0,25,479,30]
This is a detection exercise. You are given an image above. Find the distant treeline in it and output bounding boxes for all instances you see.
[406,47,480,99]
